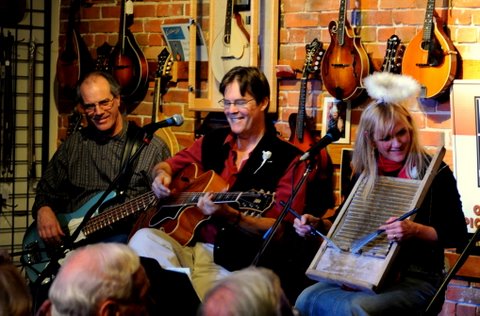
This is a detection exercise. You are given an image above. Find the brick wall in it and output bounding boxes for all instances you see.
[56,0,480,314]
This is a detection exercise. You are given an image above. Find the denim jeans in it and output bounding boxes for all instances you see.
[295,276,439,316]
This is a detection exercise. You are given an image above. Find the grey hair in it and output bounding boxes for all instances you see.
[49,243,141,316]
[200,267,293,316]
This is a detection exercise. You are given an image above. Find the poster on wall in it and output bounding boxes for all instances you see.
[161,23,208,62]
[451,79,480,233]
[322,97,351,144]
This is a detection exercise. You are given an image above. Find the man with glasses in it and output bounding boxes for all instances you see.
[128,66,332,303]
[32,71,171,246]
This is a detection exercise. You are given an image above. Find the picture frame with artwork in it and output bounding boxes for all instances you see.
[322,97,351,144]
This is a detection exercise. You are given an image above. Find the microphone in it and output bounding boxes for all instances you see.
[143,114,184,134]
[299,127,341,161]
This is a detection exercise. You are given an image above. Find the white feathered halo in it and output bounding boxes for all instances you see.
[363,72,421,106]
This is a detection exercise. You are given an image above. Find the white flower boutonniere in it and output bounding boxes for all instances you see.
[254,150,272,174]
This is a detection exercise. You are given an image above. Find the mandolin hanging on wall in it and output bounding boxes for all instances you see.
[110,0,149,113]
[401,0,457,99]
[320,0,370,102]
[55,0,94,114]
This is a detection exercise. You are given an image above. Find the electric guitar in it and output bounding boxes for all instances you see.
[151,47,179,155]
[22,190,157,282]
[211,0,250,83]
[288,38,324,152]
[401,0,457,98]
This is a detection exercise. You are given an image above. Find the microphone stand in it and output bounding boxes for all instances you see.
[251,156,316,266]
[32,126,157,289]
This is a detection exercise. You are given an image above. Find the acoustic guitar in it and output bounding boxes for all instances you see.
[148,163,274,246]
[211,0,250,83]
[321,0,370,101]
[401,0,457,98]
[289,38,324,152]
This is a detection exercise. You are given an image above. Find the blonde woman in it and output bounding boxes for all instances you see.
[294,73,468,315]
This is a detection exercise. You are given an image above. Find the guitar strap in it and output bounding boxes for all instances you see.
[117,121,143,192]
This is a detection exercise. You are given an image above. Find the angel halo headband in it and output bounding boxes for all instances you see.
[363,72,421,105]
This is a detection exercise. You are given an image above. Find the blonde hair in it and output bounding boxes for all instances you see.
[352,101,429,197]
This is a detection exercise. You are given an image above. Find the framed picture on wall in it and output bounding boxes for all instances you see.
[322,97,351,144]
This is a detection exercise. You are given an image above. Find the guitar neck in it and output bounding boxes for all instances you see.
[82,191,157,236]
[152,76,162,119]
[224,0,233,44]
[118,0,127,51]
[337,0,347,45]
[169,191,244,207]
[295,78,308,139]
[422,0,435,43]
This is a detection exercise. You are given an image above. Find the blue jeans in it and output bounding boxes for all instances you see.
[295,276,440,316]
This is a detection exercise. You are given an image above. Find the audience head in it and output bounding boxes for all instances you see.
[352,72,428,194]
[199,267,294,316]
[0,250,32,316]
[48,243,149,316]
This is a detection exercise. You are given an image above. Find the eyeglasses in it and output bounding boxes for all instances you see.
[218,98,255,109]
[82,98,114,114]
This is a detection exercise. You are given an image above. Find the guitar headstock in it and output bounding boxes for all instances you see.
[156,47,174,79]
[381,34,405,74]
[304,38,325,76]
[95,42,114,72]
[237,190,275,215]
[67,108,83,137]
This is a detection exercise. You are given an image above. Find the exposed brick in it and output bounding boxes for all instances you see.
[284,12,321,28]
[456,303,479,316]
[392,9,425,25]
[381,0,421,9]
[419,130,445,147]
[362,10,393,26]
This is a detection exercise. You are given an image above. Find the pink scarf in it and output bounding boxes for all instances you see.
[377,155,410,179]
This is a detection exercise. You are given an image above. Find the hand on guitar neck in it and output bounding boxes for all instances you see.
[148,163,274,246]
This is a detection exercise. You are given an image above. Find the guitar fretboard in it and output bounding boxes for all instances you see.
[422,0,435,43]
[83,191,157,236]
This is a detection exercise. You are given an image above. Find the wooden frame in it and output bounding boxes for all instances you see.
[188,0,278,112]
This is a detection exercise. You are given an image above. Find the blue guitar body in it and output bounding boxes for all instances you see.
[22,191,117,283]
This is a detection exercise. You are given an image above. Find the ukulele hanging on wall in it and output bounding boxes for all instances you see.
[401,0,457,99]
